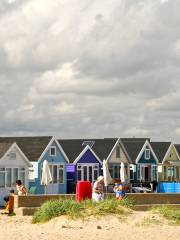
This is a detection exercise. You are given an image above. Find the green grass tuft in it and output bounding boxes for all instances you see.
[153,205,180,224]
[136,216,162,227]
[32,200,82,223]
[32,197,133,224]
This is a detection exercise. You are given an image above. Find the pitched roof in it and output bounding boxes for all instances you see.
[120,139,146,163]
[121,138,151,142]
[0,142,14,158]
[151,142,171,163]
[0,136,52,161]
[58,138,118,163]
[174,144,180,158]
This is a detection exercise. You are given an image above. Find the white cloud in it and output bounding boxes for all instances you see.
[0,0,180,141]
[160,0,169,3]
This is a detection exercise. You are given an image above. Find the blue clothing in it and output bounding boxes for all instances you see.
[113,183,125,198]
[3,195,10,203]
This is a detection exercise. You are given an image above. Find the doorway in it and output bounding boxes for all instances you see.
[144,166,149,182]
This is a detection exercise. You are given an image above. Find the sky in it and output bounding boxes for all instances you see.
[0,0,180,142]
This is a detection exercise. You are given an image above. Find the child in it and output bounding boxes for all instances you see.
[113,179,125,200]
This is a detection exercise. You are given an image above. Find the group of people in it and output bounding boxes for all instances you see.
[3,177,124,211]
[92,176,125,202]
[3,180,27,212]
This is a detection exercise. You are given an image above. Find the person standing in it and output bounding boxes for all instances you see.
[113,179,125,200]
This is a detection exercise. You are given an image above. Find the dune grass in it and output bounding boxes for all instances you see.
[152,205,180,224]
[32,197,133,224]
[136,216,162,227]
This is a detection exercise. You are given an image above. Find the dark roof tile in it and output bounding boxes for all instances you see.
[151,142,171,163]
[120,140,146,163]
[121,138,150,142]
[0,136,52,161]
[0,142,13,158]
[58,138,118,163]
[174,144,180,158]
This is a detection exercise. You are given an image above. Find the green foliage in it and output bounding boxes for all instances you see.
[154,205,180,224]
[136,216,162,227]
[119,196,134,208]
[32,197,132,224]
[32,200,82,223]
[80,198,127,216]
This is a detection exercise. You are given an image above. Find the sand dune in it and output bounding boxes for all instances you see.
[0,211,180,240]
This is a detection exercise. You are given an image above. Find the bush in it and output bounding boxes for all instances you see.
[80,198,125,216]
[32,197,132,224]
[155,205,180,224]
[32,200,81,223]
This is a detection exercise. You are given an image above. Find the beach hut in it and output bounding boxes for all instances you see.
[107,138,130,183]
[0,142,31,206]
[150,142,172,182]
[58,138,118,193]
[0,136,69,195]
[121,138,158,184]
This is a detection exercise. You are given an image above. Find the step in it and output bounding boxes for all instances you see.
[15,207,39,216]
[15,204,180,216]
[133,204,180,211]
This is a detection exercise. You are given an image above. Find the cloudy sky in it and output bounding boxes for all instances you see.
[0,0,180,142]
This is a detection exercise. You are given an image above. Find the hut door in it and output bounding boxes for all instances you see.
[145,166,149,182]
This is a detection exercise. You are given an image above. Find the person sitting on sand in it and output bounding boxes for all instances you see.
[92,176,105,202]
[16,180,27,196]
[3,189,15,213]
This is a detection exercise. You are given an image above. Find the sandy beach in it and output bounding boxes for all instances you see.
[0,211,180,240]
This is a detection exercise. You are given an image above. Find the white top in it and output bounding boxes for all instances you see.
[17,185,27,196]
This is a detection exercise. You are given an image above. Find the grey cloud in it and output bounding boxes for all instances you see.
[0,0,180,142]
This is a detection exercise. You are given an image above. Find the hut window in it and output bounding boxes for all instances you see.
[6,168,12,187]
[29,167,35,181]
[88,166,93,182]
[77,165,82,181]
[50,146,56,157]
[93,166,98,181]
[0,168,25,188]
[137,165,140,180]
[58,165,64,184]
[109,166,113,179]
[145,149,150,160]
[109,164,120,179]
[0,168,5,188]
[47,164,64,184]
[12,168,18,186]
[19,168,25,185]
[10,152,16,160]
[152,165,157,180]
[77,164,99,182]
[168,166,174,178]
[130,165,134,180]
[52,165,58,183]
